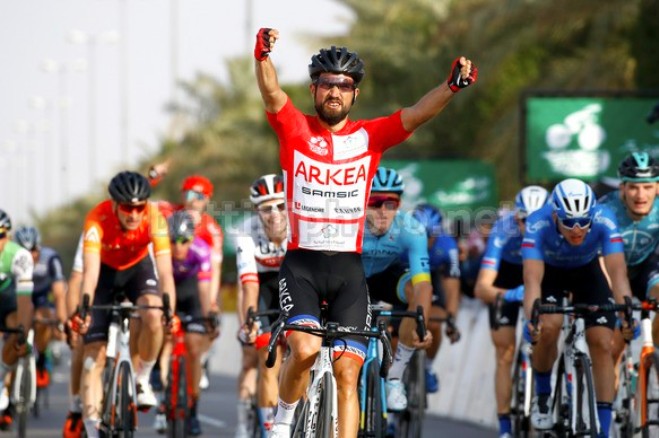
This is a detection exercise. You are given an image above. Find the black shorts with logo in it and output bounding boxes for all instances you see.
[278,249,370,359]
[256,271,282,333]
[84,256,160,344]
[628,251,659,301]
[540,258,616,330]
[488,260,523,329]
[175,275,206,334]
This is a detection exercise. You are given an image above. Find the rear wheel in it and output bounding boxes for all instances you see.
[317,372,336,438]
[399,351,426,438]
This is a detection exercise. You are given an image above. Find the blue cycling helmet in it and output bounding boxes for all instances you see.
[617,152,659,182]
[515,186,549,217]
[371,167,404,194]
[412,204,442,237]
[551,178,596,219]
[13,226,41,251]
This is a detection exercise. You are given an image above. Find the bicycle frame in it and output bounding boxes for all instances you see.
[12,328,36,408]
[512,328,534,429]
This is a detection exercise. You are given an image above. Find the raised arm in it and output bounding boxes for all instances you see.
[254,28,288,114]
[400,56,478,132]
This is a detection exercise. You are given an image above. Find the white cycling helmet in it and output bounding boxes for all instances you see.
[551,178,596,219]
[250,174,285,205]
[515,185,549,217]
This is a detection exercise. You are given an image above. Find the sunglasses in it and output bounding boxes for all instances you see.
[171,236,192,245]
[367,196,401,210]
[118,203,148,214]
[315,77,356,93]
[558,217,592,230]
[185,190,207,202]
[257,202,286,214]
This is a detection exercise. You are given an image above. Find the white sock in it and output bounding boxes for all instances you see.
[70,395,82,413]
[237,399,251,427]
[387,343,415,381]
[83,418,100,438]
[136,359,156,385]
[259,406,275,428]
[425,355,435,372]
[273,398,299,425]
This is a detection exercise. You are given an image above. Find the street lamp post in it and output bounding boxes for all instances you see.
[41,58,86,201]
[68,29,120,186]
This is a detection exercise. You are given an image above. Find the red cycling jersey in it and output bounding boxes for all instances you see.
[267,97,411,252]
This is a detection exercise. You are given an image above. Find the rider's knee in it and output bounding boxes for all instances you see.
[334,360,361,391]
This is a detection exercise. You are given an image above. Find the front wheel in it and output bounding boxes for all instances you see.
[118,361,136,438]
[574,354,598,438]
[511,347,533,437]
[15,357,33,438]
[641,350,659,438]
[166,355,188,438]
[398,351,426,438]
[317,372,337,438]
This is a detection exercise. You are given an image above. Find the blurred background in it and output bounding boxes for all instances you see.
[2,0,659,282]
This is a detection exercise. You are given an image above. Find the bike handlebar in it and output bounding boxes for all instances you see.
[264,311,394,378]
[529,297,634,330]
[371,305,427,342]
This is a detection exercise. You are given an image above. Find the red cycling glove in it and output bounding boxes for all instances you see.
[446,57,478,93]
[254,28,274,61]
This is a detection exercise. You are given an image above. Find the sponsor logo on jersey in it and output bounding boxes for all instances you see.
[84,226,100,243]
[294,202,325,213]
[596,316,608,325]
[301,186,359,198]
[332,129,368,161]
[546,295,558,303]
[294,160,367,186]
[333,207,362,214]
[307,136,329,156]
[321,225,339,238]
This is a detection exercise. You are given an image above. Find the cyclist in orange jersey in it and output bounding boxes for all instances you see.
[72,171,175,438]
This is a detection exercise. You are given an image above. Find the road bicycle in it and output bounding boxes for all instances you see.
[160,311,219,438]
[612,298,659,438]
[30,316,63,419]
[358,305,426,438]
[529,297,632,438]
[81,293,170,437]
[244,307,284,438]
[0,325,33,438]
[493,293,534,438]
[266,303,393,438]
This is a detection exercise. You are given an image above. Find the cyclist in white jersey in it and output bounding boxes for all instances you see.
[234,174,287,436]
[254,27,477,438]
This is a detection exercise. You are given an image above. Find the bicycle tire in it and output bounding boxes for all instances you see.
[317,372,336,438]
[551,355,570,436]
[118,361,136,438]
[364,359,386,437]
[642,350,659,438]
[511,348,533,437]
[398,351,425,438]
[613,352,636,438]
[15,357,32,438]
[291,398,311,438]
[246,396,261,438]
[574,354,598,438]
[167,355,188,438]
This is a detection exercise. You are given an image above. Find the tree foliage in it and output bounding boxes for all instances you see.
[37,0,658,274]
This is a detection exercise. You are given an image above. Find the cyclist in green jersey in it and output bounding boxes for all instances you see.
[0,210,34,429]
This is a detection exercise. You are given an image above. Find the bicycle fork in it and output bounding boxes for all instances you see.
[12,329,36,407]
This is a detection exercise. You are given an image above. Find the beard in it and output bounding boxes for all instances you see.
[315,98,351,127]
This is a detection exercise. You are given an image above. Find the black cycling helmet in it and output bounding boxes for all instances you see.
[0,209,11,232]
[108,171,151,204]
[13,226,41,251]
[168,211,195,242]
[617,152,659,182]
[309,46,365,85]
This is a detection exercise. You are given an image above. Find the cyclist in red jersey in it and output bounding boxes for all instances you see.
[254,28,477,438]
[73,171,175,438]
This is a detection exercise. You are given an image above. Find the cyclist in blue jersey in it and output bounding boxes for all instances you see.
[361,167,432,412]
[13,226,67,389]
[405,204,461,394]
[474,186,549,438]
[600,152,659,341]
[522,179,634,436]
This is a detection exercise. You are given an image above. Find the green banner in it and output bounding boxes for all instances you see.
[524,95,659,182]
[381,159,498,212]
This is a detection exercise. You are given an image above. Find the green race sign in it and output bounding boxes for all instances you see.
[524,94,659,182]
[381,159,498,212]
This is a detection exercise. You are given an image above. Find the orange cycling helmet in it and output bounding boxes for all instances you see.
[181,175,213,198]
